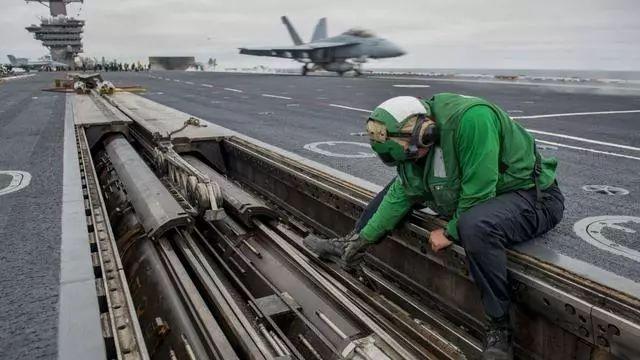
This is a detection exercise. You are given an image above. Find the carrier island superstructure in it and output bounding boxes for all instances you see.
[25,0,84,67]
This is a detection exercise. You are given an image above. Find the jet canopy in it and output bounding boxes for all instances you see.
[342,28,375,38]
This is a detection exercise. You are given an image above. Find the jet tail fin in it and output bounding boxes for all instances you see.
[7,55,17,65]
[311,18,327,42]
[281,16,303,45]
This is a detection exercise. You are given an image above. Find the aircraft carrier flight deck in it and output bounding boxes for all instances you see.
[1,71,639,360]
[115,71,640,279]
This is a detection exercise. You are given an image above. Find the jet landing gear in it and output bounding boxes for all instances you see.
[353,63,364,77]
[302,64,309,76]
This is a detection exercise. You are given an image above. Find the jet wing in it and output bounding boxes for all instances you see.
[239,42,356,58]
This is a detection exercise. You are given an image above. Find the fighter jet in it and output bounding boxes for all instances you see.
[239,16,405,76]
[7,55,69,71]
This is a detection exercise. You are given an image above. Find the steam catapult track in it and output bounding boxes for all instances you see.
[68,80,640,360]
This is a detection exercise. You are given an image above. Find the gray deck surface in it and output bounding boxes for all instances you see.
[0,74,65,359]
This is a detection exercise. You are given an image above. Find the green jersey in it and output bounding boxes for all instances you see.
[360,93,558,242]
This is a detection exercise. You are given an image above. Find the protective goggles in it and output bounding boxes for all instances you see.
[366,120,413,144]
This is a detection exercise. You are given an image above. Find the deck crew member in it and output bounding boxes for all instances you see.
[304,94,565,360]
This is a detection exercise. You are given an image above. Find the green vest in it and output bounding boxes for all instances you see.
[398,93,557,217]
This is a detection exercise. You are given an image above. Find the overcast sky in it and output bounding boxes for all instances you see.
[1,0,639,70]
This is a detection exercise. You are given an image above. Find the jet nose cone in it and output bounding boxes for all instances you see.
[389,43,406,57]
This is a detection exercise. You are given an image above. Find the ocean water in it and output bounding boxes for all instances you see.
[370,68,640,83]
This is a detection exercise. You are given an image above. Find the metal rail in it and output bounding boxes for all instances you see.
[99,134,434,358]
[76,126,149,359]
[220,136,639,359]
[273,223,479,359]
[95,135,245,359]
[85,91,640,359]
[185,155,455,359]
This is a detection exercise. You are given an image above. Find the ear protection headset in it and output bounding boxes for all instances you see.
[403,114,439,159]
[389,114,438,159]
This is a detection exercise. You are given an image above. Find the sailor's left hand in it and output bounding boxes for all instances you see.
[342,234,370,268]
[429,228,453,253]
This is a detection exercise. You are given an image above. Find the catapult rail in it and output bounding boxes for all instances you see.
[81,98,438,359]
[219,135,640,359]
[72,88,640,359]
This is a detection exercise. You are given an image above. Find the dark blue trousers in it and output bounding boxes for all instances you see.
[355,180,565,319]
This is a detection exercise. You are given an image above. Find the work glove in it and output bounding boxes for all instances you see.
[341,232,371,269]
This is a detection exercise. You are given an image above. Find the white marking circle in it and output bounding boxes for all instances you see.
[582,185,629,196]
[304,141,375,158]
[0,171,31,196]
[574,216,640,262]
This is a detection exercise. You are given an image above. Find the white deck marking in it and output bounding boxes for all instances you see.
[582,185,629,196]
[528,129,640,152]
[224,87,243,93]
[513,109,640,119]
[0,171,31,196]
[173,79,181,82]
[185,81,194,85]
[376,76,640,91]
[536,140,640,161]
[327,103,639,153]
[262,94,292,100]
[392,84,431,88]
[0,74,36,81]
[328,104,370,113]
[201,84,214,88]
[304,141,375,158]
[574,216,640,262]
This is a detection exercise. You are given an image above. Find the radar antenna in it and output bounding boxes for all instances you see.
[25,0,83,16]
